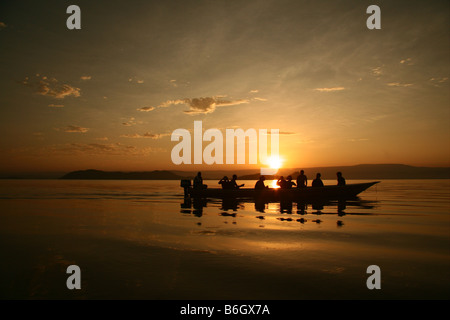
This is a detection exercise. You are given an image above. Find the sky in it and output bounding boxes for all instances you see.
[0,0,449,174]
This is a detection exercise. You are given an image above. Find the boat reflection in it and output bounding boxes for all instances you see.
[181,196,377,221]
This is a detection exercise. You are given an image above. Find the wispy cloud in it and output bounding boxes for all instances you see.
[128,77,144,84]
[48,104,64,108]
[80,75,91,80]
[400,58,414,65]
[348,138,369,142]
[58,125,89,133]
[371,66,383,76]
[120,132,169,139]
[314,87,346,92]
[121,117,142,126]
[387,82,413,87]
[429,77,448,87]
[22,75,81,99]
[137,96,250,114]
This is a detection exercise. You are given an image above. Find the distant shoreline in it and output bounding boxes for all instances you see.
[1,164,449,180]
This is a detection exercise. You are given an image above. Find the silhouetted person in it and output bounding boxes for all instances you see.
[337,172,346,186]
[296,170,307,188]
[277,176,287,189]
[219,176,230,189]
[230,174,244,189]
[285,175,296,189]
[193,172,207,189]
[255,176,268,189]
[312,173,324,187]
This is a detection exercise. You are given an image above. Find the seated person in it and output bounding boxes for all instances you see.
[285,175,296,189]
[219,176,230,189]
[311,173,324,187]
[230,174,244,189]
[277,176,286,189]
[255,176,268,189]
[337,172,346,186]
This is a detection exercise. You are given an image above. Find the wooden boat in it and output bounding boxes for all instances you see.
[182,181,380,200]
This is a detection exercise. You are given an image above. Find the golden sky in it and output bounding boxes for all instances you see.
[0,0,449,174]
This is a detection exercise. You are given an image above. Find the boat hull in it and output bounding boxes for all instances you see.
[187,182,379,200]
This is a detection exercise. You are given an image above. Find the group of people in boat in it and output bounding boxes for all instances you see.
[256,171,346,189]
[192,171,346,190]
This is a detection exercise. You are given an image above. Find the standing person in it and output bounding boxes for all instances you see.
[311,173,324,187]
[337,172,346,186]
[296,170,308,188]
[193,172,206,189]
[230,174,244,189]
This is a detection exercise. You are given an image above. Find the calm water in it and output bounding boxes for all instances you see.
[0,179,449,299]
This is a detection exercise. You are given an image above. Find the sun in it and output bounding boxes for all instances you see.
[267,155,283,170]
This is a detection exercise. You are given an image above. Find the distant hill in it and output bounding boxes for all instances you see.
[60,169,183,180]
[3,164,449,180]
[239,164,450,180]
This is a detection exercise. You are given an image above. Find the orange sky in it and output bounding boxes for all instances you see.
[0,1,449,174]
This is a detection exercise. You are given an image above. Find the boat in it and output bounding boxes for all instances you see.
[181,180,380,200]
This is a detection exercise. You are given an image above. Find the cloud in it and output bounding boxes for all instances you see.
[371,67,383,76]
[137,96,250,114]
[429,77,448,87]
[6,143,166,157]
[122,117,141,126]
[96,137,109,141]
[253,97,267,101]
[314,87,346,92]
[387,82,413,87]
[60,125,89,133]
[80,76,91,80]
[48,104,64,108]
[128,77,144,84]
[249,90,259,93]
[136,106,155,112]
[120,132,169,139]
[22,75,81,99]
[54,143,163,156]
[400,58,414,65]
[183,97,249,114]
[348,138,369,142]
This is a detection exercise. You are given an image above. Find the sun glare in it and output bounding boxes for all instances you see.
[267,156,283,169]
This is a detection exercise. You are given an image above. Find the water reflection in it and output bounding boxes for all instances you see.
[181,196,378,227]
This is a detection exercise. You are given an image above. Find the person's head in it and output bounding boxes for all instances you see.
[197,172,201,177]
[280,176,285,180]
[300,170,304,174]
[259,176,265,181]
[287,175,292,181]
[232,174,237,180]
[337,171,342,177]
[223,176,229,180]
[316,173,321,179]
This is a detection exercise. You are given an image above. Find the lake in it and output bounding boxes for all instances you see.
[0,179,449,299]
